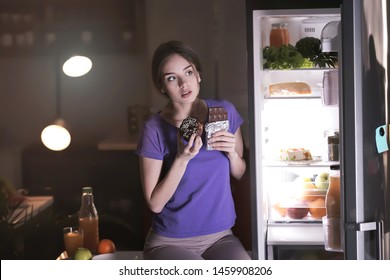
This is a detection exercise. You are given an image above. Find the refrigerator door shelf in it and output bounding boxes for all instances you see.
[267,222,324,245]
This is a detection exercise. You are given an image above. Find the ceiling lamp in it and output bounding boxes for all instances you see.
[62,55,92,77]
[41,119,71,151]
[41,55,92,151]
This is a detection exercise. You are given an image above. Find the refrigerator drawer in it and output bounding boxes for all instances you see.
[267,222,324,245]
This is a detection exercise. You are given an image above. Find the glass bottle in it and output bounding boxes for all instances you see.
[270,23,290,48]
[324,164,342,251]
[327,132,340,161]
[78,186,99,254]
[325,164,340,218]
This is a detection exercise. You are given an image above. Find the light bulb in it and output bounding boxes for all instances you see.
[41,123,71,151]
[62,55,92,77]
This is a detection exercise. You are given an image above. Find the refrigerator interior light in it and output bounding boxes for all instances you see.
[321,20,340,52]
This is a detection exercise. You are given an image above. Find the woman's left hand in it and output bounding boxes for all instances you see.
[209,127,246,180]
[208,130,236,156]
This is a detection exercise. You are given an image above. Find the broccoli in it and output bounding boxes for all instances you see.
[295,37,338,68]
[295,37,321,58]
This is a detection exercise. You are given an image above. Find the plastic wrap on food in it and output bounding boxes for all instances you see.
[205,107,229,150]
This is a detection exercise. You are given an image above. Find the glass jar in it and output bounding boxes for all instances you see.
[328,132,340,161]
[270,23,290,48]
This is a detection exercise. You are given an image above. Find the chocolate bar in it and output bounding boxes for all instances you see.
[205,107,229,150]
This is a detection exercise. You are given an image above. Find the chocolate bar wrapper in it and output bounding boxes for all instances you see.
[205,120,229,150]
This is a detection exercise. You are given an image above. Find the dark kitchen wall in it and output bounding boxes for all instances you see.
[0,0,250,254]
[0,0,251,258]
[0,0,247,188]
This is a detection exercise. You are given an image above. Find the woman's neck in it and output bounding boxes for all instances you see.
[161,98,207,127]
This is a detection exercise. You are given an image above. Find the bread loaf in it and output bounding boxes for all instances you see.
[269,82,311,95]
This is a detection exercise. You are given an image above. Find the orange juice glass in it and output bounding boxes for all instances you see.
[63,227,84,259]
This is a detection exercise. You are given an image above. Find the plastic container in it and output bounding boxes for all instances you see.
[270,182,326,220]
[270,23,290,48]
[79,186,99,254]
[322,69,339,106]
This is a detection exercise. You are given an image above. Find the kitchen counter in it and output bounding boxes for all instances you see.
[57,250,144,260]
[92,251,143,260]
[2,196,55,259]
[8,196,54,228]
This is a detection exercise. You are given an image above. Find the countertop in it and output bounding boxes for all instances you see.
[8,196,54,227]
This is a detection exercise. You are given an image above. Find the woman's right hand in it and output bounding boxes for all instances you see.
[176,131,203,161]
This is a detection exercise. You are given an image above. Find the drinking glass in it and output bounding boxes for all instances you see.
[63,227,84,259]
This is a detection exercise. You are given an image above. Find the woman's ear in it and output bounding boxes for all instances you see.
[161,88,166,93]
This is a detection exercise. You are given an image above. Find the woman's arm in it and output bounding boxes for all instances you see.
[139,133,202,213]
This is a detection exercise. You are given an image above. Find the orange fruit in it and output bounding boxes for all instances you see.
[309,198,326,219]
[273,203,286,217]
[97,239,116,254]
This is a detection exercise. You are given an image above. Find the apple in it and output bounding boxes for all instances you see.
[294,176,312,183]
[287,207,309,219]
[294,176,315,190]
[315,172,329,189]
[74,247,92,260]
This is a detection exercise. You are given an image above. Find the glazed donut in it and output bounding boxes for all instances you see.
[179,117,203,141]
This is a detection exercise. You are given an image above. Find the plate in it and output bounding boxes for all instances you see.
[282,156,322,166]
[92,251,143,260]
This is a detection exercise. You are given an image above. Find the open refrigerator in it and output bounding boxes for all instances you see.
[246,0,390,260]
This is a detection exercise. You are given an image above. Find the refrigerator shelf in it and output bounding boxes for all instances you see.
[262,68,337,72]
[263,159,339,167]
[267,222,324,245]
[264,95,321,100]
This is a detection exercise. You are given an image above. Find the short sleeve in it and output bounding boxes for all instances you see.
[135,116,165,160]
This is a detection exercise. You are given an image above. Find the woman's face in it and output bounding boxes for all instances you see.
[160,54,201,105]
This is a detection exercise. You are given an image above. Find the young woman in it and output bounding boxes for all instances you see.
[136,40,250,260]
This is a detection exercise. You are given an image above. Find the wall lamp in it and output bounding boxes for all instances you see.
[41,54,92,151]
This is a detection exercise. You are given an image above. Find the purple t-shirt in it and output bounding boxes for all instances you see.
[135,99,244,238]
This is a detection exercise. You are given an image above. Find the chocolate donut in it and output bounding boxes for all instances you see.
[179,117,203,141]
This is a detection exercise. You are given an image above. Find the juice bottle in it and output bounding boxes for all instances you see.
[324,164,342,251]
[78,186,99,254]
[270,23,290,48]
[325,164,340,218]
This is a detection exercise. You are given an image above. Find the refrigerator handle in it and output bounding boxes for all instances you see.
[345,220,384,260]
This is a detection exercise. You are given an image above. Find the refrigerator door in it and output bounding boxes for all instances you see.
[341,0,390,259]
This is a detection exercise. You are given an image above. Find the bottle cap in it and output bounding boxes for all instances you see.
[82,186,93,194]
[330,164,340,170]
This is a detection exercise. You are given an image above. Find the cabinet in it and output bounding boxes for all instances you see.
[0,0,145,56]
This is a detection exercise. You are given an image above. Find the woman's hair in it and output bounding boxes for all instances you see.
[151,40,202,90]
